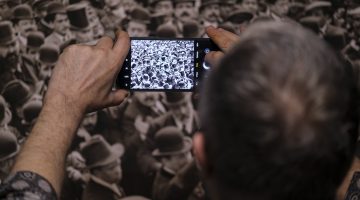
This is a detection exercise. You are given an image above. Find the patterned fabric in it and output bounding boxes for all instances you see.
[0,171,57,200]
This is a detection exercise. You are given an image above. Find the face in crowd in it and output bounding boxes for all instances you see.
[201,4,220,23]
[174,2,197,23]
[154,0,173,16]
[271,0,289,15]
[93,158,122,184]
[168,98,192,121]
[52,13,70,36]
[241,0,259,13]
[127,21,149,37]
[135,92,160,108]
[161,151,192,172]
[0,40,20,70]
[14,18,37,37]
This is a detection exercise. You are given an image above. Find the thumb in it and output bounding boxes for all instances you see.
[105,90,129,107]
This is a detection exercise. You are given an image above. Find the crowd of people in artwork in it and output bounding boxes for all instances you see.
[131,40,194,90]
[1,0,360,199]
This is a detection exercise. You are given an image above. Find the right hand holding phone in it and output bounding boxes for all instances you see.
[205,26,240,67]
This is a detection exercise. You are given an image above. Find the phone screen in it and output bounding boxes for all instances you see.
[116,38,219,91]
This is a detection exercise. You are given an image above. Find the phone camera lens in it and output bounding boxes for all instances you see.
[203,61,211,70]
[204,48,210,54]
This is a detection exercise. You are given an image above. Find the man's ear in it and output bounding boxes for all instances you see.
[193,132,207,170]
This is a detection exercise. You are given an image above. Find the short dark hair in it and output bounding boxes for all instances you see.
[200,22,358,200]
[44,13,56,24]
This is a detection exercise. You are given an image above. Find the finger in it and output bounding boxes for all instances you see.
[218,28,239,42]
[105,89,129,107]
[205,51,224,68]
[112,30,130,64]
[96,36,114,49]
[206,26,234,52]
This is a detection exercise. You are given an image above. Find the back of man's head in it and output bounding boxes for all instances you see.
[199,22,358,200]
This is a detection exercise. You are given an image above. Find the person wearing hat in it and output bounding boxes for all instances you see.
[25,31,44,61]
[38,44,59,83]
[239,0,259,14]
[150,0,173,23]
[137,92,199,140]
[100,0,127,33]
[199,0,221,31]
[0,0,11,21]
[166,0,197,36]
[262,0,289,20]
[20,94,43,136]
[0,127,20,182]
[11,4,38,52]
[219,0,236,21]
[67,3,95,44]
[44,2,74,47]
[224,7,254,35]
[81,135,125,200]
[0,21,39,90]
[152,126,203,200]
[126,6,151,37]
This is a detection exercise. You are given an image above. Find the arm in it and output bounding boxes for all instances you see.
[10,31,130,196]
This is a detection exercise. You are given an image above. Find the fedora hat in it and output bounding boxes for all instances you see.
[21,94,43,125]
[80,135,124,169]
[152,126,192,157]
[130,7,151,24]
[226,7,254,24]
[0,127,20,162]
[0,95,12,126]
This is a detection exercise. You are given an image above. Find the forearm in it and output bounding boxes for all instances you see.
[11,94,85,196]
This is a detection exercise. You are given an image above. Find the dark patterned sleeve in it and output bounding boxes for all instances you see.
[0,171,57,200]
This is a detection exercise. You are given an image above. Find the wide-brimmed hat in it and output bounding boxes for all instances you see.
[0,21,16,45]
[152,126,192,157]
[305,1,331,14]
[80,135,124,169]
[156,23,177,38]
[0,127,20,162]
[0,95,12,126]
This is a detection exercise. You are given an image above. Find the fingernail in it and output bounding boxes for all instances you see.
[207,26,215,30]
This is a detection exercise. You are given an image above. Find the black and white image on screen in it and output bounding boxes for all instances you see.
[130,40,195,90]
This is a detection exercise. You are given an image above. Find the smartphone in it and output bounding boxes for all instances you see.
[116,38,220,91]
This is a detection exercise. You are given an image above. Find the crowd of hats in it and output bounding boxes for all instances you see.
[1,0,360,199]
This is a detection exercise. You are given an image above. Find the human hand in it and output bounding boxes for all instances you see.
[205,26,240,67]
[44,31,130,114]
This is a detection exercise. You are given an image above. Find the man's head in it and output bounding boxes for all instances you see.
[151,0,173,16]
[104,0,121,8]
[81,135,124,184]
[0,21,19,70]
[153,126,193,172]
[200,0,220,23]
[67,3,94,43]
[165,92,193,121]
[174,0,197,23]
[269,0,289,16]
[126,7,150,37]
[134,92,160,108]
[240,0,259,13]
[44,2,70,36]
[12,4,37,37]
[195,22,358,200]
[0,127,20,176]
